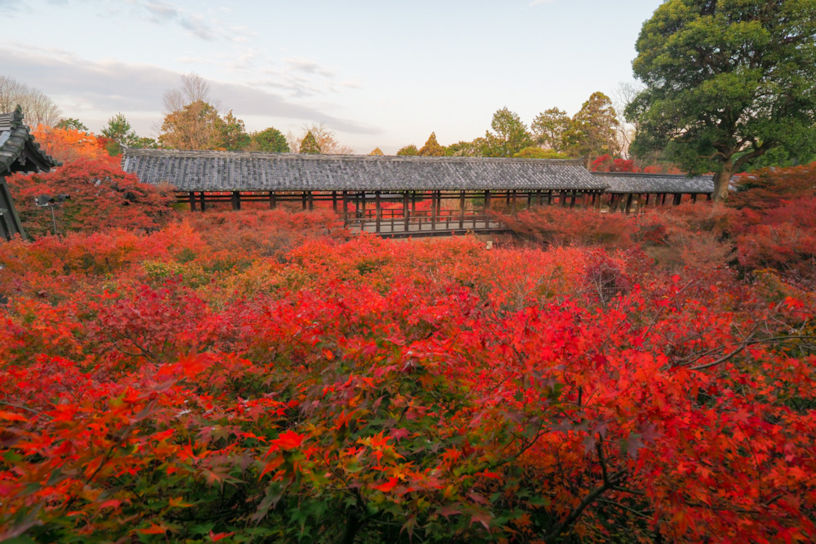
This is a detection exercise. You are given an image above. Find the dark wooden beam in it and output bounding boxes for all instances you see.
[375,190,382,233]
[459,190,465,228]
[403,192,409,232]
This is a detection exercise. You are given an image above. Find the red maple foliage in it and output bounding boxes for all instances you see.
[6,158,175,237]
[0,202,813,542]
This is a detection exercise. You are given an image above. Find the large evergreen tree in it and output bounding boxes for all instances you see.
[563,92,619,168]
[484,108,532,157]
[250,127,290,153]
[531,108,571,153]
[627,0,816,200]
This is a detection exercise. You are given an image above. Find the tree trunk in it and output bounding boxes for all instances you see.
[713,161,733,202]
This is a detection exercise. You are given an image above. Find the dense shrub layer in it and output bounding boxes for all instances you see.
[0,211,814,543]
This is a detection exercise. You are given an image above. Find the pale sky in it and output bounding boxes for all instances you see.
[1,0,661,153]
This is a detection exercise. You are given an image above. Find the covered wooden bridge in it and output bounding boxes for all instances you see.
[593,172,714,214]
[123,149,610,237]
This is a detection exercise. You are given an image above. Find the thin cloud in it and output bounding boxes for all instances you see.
[285,57,335,79]
[130,0,234,42]
[1,46,381,135]
[0,0,19,13]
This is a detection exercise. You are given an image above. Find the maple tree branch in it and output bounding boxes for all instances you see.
[597,497,650,519]
[611,486,646,496]
[543,434,626,541]
[0,399,44,416]
[689,335,816,371]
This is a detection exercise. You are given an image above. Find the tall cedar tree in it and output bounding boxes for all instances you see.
[564,92,619,168]
[627,0,816,200]
[299,131,321,154]
[418,132,446,156]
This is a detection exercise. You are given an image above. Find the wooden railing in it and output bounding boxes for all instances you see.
[344,208,506,237]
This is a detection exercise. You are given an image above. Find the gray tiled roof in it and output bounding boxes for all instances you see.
[593,172,714,194]
[0,106,59,176]
[122,149,608,192]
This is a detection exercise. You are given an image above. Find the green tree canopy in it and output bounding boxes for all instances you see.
[484,108,532,157]
[101,113,139,155]
[627,0,816,200]
[418,132,446,156]
[250,127,290,153]
[513,147,569,159]
[396,145,418,156]
[445,140,484,157]
[55,118,88,132]
[563,92,619,167]
[213,110,250,151]
[299,131,321,154]
[531,108,571,153]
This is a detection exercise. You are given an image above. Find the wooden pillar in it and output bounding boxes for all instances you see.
[526,191,532,208]
[308,191,314,210]
[430,191,437,231]
[332,191,337,212]
[570,191,576,208]
[547,190,553,205]
[188,192,196,211]
[505,190,511,207]
[269,191,277,209]
[459,190,465,229]
[484,190,491,211]
[411,191,417,214]
[375,190,382,233]
[624,193,634,214]
[673,193,682,206]
[403,192,409,232]
[644,193,650,207]
[301,191,307,210]
[691,193,697,203]
[342,191,348,226]
[199,191,206,212]
[706,193,712,201]
[231,191,241,210]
